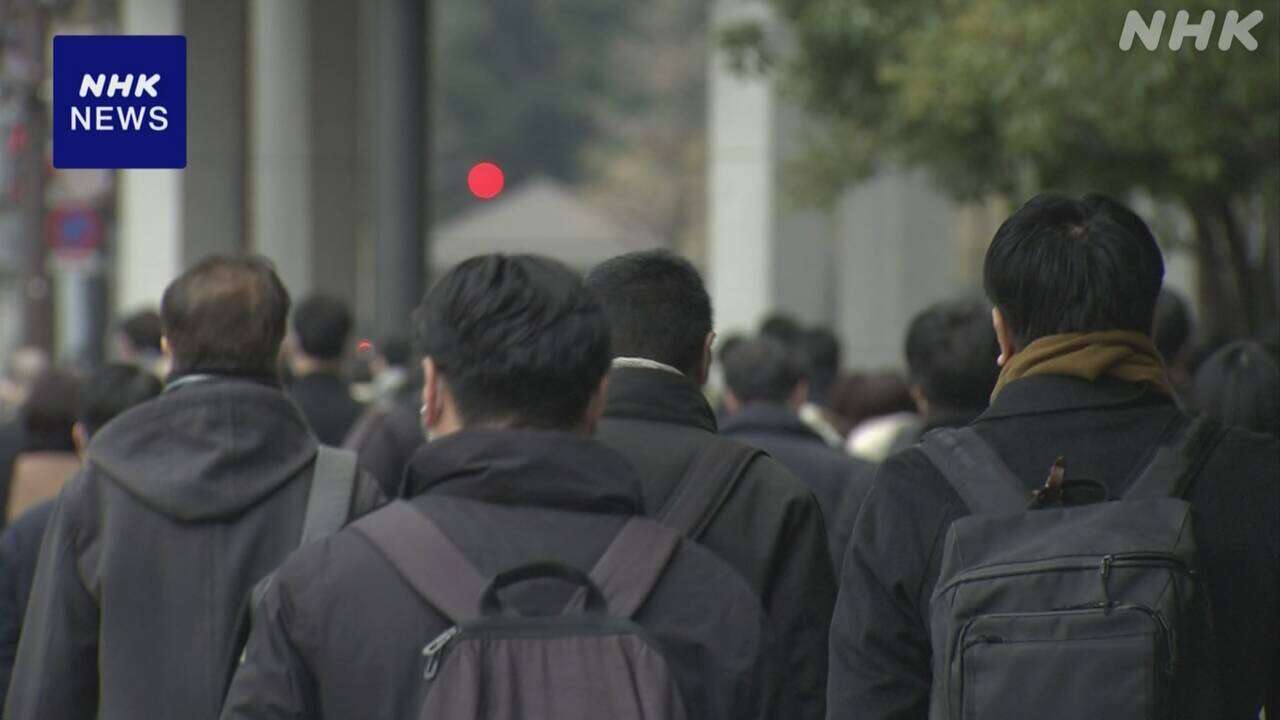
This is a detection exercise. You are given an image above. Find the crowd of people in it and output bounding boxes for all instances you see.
[0,192,1274,719]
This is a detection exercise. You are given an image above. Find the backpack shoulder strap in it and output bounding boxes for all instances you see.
[658,440,762,539]
[917,427,1027,515]
[352,500,486,623]
[1123,416,1224,501]
[300,445,359,544]
[587,517,682,619]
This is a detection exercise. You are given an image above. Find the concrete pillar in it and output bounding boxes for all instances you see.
[117,0,182,311]
[248,0,313,296]
[182,0,247,261]
[707,0,834,338]
[365,0,426,338]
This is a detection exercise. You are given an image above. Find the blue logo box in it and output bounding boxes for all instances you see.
[53,35,186,169]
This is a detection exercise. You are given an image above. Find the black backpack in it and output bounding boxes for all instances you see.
[658,440,763,540]
[354,501,690,720]
[918,417,1225,720]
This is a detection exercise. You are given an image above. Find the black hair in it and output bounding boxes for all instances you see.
[1153,289,1192,365]
[22,370,81,453]
[983,193,1164,347]
[1193,341,1279,437]
[800,327,841,404]
[416,254,612,429]
[905,298,1000,411]
[760,313,804,345]
[584,250,712,376]
[722,336,806,405]
[79,364,163,437]
[161,255,291,377]
[292,295,353,361]
[119,309,163,354]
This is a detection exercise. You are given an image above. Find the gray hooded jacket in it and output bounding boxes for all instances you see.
[3,376,384,720]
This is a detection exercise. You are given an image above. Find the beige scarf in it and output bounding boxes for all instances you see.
[991,330,1174,402]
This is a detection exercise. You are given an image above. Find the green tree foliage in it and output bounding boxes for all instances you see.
[732,0,1279,336]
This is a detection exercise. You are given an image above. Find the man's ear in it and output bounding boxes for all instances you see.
[160,336,172,359]
[72,422,89,457]
[992,308,1015,368]
[908,384,930,417]
[583,375,611,434]
[695,330,716,386]
[788,379,810,411]
[421,357,442,434]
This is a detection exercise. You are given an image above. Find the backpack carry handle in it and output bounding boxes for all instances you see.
[480,561,608,617]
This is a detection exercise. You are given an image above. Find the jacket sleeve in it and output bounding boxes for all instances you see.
[348,468,390,521]
[221,577,314,720]
[0,525,23,709]
[732,457,835,720]
[827,452,960,720]
[2,484,99,720]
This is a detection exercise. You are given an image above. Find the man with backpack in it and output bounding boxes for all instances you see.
[828,194,1280,720]
[221,254,778,719]
[5,255,383,720]
[585,250,835,720]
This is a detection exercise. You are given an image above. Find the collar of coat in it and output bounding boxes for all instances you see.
[977,374,1173,423]
[602,365,717,433]
[720,402,825,443]
[402,429,644,515]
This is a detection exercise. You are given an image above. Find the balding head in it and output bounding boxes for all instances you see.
[160,255,291,377]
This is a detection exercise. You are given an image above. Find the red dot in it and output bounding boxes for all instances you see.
[467,162,505,200]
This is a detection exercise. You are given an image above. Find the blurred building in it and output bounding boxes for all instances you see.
[0,0,427,365]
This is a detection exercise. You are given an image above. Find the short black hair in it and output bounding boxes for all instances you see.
[983,193,1164,347]
[585,250,712,376]
[722,336,806,405]
[379,336,413,367]
[22,370,81,453]
[1153,289,1192,364]
[119,310,163,354]
[801,327,841,403]
[292,295,353,361]
[161,255,291,377]
[1193,341,1279,437]
[760,313,804,345]
[79,364,163,437]
[905,298,1000,411]
[417,254,612,429]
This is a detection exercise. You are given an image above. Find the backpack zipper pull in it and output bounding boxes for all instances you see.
[422,626,459,681]
[1099,554,1114,607]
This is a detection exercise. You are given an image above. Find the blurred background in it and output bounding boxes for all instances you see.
[0,0,1276,372]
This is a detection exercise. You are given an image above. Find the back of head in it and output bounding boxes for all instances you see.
[119,309,163,356]
[905,298,1000,412]
[379,336,413,368]
[292,294,353,361]
[722,336,806,406]
[760,313,803,345]
[800,327,841,403]
[161,255,291,378]
[23,369,81,452]
[1193,341,1280,437]
[830,371,915,430]
[983,193,1164,348]
[80,363,164,437]
[418,254,612,429]
[585,250,712,377]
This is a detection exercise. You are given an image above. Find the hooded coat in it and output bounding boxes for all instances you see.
[3,376,384,720]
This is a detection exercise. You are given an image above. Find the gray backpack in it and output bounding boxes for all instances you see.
[919,417,1224,720]
[353,501,690,720]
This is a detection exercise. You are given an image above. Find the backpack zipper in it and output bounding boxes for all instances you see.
[422,626,459,680]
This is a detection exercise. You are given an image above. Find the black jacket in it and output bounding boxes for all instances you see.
[287,372,364,446]
[4,376,384,720]
[0,499,54,708]
[829,375,1280,720]
[344,399,425,497]
[596,366,836,720]
[221,430,779,719]
[720,402,876,573]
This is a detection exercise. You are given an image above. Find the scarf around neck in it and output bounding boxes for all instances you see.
[991,330,1174,401]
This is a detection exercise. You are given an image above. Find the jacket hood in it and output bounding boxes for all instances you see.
[87,377,317,521]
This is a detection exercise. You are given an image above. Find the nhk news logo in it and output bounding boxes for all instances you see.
[53,35,186,169]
